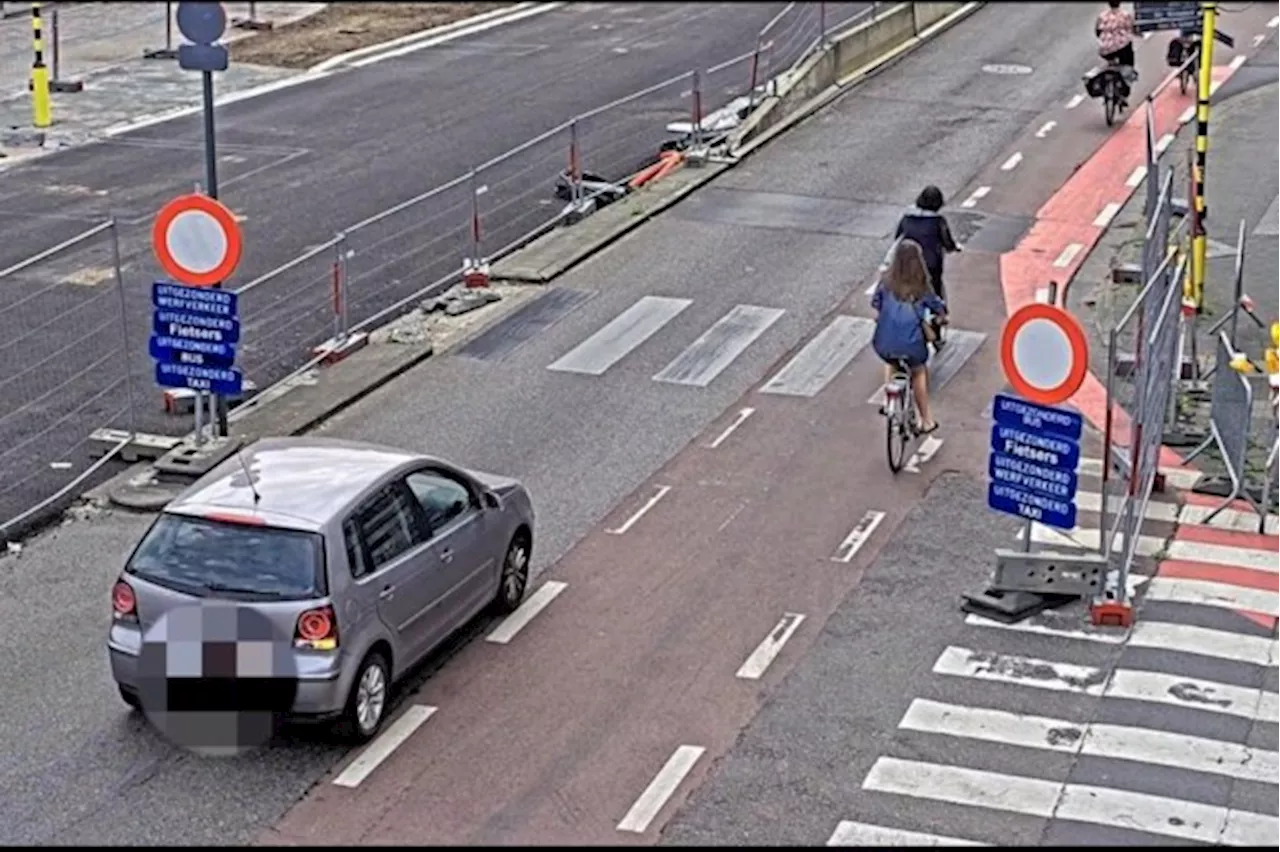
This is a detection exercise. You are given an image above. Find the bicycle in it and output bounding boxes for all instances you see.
[1085,60,1133,127]
[883,357,920,474]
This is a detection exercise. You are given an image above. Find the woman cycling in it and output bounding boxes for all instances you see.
[871,239,947,435]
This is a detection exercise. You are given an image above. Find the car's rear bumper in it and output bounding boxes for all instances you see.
[108,641,347,718]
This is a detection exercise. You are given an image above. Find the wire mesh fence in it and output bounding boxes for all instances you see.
[0,219,138,538]
[1,0,916,537]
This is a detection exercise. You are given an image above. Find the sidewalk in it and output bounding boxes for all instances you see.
[0,2,321,163]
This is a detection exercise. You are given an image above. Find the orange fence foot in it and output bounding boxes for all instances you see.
[1090,600,1134,628]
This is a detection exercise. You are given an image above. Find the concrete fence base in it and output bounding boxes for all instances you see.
[729,2,973,153]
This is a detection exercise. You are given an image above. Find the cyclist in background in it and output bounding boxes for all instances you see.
[871,239,946,435]
[892,185,961,348]
[1096,1,1139,107]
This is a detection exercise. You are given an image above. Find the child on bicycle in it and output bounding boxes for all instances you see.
[871,239,947,435]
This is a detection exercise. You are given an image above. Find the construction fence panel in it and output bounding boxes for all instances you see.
[0,220,138,538]
[474,123,575,261]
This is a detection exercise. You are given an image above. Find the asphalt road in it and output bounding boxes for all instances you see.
[0,1,858,538]
[2,2,1275,847]
[0,2,1120,846]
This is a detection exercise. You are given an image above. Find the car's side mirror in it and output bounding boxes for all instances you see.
[482,491,501,510]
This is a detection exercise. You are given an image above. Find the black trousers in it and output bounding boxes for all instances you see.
[1103,43,1135,68]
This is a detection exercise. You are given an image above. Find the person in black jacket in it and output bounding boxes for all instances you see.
[891,185,961,347]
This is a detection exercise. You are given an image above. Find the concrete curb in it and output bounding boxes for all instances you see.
[308,2,563,73]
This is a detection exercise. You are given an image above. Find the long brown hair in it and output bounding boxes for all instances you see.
[886,239,931,302]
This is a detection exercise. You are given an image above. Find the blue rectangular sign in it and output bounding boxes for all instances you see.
[153,309,240,344]
[992,393,1083,442]
[149,335,236,369]
[151,281,238,317]
[155,361,243,396]
[989,423,1081,474]
[987,481,1078,530]
[988,453,1079,502]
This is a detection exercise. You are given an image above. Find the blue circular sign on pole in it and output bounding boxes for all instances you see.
[176,2,228,45]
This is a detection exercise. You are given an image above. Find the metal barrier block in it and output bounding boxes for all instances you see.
[991,549,1107,596]
[312,331,370,366]
[1112,262,1143,285]
[960,587,1077,623]
[88,428,184,464]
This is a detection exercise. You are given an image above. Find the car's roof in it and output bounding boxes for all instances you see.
[166,436,440,528]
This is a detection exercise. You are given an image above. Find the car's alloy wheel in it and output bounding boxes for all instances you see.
[498,537,529,612]
[355,661,387,736]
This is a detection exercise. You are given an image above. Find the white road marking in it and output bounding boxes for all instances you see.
[933,646,1106,695]
[1179,502,1279,535]
[1092,201,1122,228]
[654,305,784,387]
[708,407,755,448]
[760,316,874,397]
[485,581,567,644]
[1155,133,1176,154]
[1126,165,1148,187]
[827,821,987,847]
[863,758,1277,845]
[960,186,990,208]
[1210,79,1222,95]
[1178,105,1196,125]
[1107,668,1279,722]
[1129,620,1278,667]
[963,612,1126,644]
[902,698,1278,784]
[1146,576,1279,617]
[1052,243,1084,268]
[1166,539,1280,573]
[616,745,705,833]
[1020,523,1164,557]
[832,510,886,563]
[606,485,671,535]
[1034,120,1056,138]
[1034,287,1050,304]
[736,613,806,680]
[1073,489,1178,522]
[1000,151,1023,171]
[1255,193,1279,237]
[1269,15,1279,27]
[1065,93,1085,109]
[1075,457,1201,490]
[345,3,564,68]
[1254,32,1268,47]
[332,704,437,788]
[905,436,943,473]
[548,296,691,375]
[1228,54,1248,72]
[864,279,881,296]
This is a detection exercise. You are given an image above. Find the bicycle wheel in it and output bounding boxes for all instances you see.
[886,397,909,474]
[1104,81,1117,127]
[1179,67,1189,95]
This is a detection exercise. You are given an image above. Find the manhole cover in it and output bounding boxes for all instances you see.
[983,63,1034,75]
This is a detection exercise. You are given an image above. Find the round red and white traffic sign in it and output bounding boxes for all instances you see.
[999,302,1089,406]
[152,193,243,288]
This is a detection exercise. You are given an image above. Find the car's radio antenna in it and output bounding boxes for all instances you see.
[235,448,262,505]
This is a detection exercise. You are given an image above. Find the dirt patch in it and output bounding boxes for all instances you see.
[229,2,516,70]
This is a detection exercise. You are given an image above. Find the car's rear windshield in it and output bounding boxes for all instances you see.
[126,512,326,600]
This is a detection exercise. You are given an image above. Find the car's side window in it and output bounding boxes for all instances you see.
[404,469,477,536]
[343,518,370,580]
[351,484,421,572]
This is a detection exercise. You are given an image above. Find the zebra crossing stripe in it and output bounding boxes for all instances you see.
[1145,576,1280,617]
[862,758,1279,845]
[935,646,1279,720]
[1128,620,1278,667]
[653,305,784,387]
[760,316,873,397]
[548,296,691,375]
[899,698,1278,784]
[826,820,987,846]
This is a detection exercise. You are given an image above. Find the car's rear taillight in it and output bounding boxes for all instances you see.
[294,605,338,651]
[112,579,137,622]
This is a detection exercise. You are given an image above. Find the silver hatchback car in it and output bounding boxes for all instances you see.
[107,436,535,743]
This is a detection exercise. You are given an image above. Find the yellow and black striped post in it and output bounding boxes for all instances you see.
[30,1,51,128]
[1189,1,1218,313]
